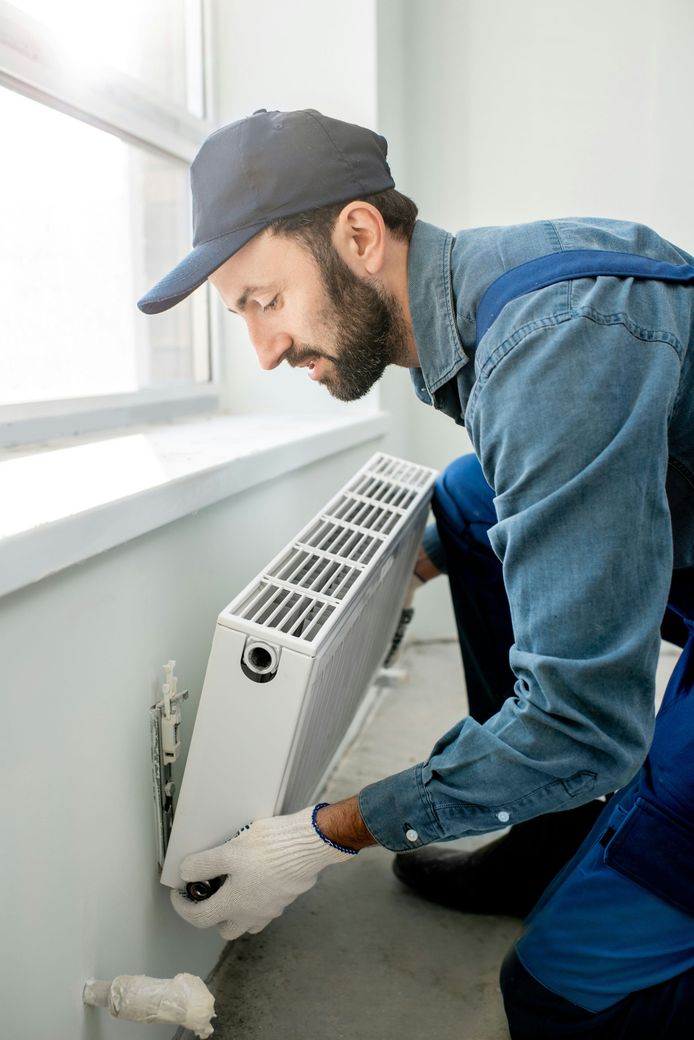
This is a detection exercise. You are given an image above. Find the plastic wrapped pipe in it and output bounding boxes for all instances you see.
[83,973,215,1037]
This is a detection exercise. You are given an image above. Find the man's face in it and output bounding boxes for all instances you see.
[209,228,408,401]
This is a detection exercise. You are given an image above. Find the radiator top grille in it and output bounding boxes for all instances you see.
[227,453,435,647]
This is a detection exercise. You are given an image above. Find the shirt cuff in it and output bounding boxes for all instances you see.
[421,520,448,575]
[358,764,443,851]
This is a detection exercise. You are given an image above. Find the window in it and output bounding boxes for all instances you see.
[11,0,204,114]
[0,0,215,444]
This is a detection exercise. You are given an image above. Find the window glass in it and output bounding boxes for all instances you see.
[0,86,208,405]
[10,0,200,114]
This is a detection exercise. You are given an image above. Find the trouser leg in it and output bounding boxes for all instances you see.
[429,453,514,723]
[501,947,694,1040]
[500,579,694,1037]
[424,460,694,1029]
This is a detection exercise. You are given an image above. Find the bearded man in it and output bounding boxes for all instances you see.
[139,109,694,1040]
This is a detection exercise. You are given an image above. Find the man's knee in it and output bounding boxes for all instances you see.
[434,453,492,510]
[499,946,589,1040]
[501,944,694,1040]
[499,946,529,1038]
[432,453,496,545]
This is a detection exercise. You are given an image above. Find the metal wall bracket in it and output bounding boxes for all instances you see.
[150,661,189,872]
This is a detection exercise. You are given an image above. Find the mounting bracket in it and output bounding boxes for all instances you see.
[150,661,189,872]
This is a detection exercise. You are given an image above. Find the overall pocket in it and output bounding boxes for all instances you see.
[603,797,694,916]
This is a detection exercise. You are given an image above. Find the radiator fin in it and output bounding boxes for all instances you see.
[230,453,434,648]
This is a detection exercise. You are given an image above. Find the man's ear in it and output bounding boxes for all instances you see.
[332,202,386,276]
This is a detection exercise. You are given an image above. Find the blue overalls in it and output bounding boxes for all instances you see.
[428,250,694,1037]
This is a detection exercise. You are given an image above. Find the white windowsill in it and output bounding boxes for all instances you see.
[0,411,389,599]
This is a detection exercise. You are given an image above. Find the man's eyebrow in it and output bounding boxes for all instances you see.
[227,285,271,314]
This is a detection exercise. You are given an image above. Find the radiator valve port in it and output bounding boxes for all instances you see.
[241,639,280,683]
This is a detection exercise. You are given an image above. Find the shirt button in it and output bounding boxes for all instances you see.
[405,828,418,842]
[497,811,510,823]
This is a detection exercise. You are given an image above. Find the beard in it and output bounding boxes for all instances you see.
[286,239,410,402]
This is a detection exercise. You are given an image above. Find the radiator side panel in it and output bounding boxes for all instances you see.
[160,627,313,888]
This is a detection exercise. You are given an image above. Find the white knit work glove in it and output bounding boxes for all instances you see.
[170,805,355,940]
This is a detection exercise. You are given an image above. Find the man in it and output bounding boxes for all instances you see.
[138,109,694,1038]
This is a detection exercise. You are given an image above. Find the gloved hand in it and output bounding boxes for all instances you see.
[170,805,356,940]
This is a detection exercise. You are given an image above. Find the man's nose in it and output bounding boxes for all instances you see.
[248,324,292,370]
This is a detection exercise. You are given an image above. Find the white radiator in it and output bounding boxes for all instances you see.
[160,452,436,889]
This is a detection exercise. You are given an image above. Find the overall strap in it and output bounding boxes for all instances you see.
[475,248,694,347]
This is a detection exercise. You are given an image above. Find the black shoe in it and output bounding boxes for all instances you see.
[392,799,607,918]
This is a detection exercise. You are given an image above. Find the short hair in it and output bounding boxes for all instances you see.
[267,188,418,251]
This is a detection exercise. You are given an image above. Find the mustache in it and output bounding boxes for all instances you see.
[286,345,339,367]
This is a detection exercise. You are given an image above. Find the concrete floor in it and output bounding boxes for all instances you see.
[205,640,521,1040]
[202,637,681,1040]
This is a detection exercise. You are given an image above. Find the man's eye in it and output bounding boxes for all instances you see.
[262,296,279,312]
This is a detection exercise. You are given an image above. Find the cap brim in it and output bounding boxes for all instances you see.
[137,220,269,314]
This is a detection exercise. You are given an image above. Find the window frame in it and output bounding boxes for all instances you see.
[0,0,219,446]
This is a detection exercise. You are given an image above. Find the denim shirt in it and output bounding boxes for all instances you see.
[359,218,694,851]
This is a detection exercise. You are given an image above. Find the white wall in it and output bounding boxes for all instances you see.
[382,0,694,476]
[210,0,383,424]
[1,445,384,1039]
[376,0,694,639]
[401,0,694,243]
[391,0,694,465]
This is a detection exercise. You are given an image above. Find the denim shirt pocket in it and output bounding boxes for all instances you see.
[602,797,694,916]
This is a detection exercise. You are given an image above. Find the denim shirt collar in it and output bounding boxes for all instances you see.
[407,220,468,406]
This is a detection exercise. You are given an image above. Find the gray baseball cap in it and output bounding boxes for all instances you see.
[137,108,395,315]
